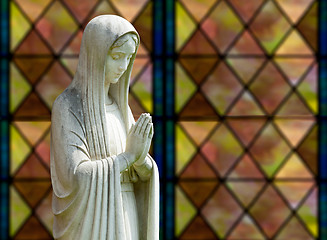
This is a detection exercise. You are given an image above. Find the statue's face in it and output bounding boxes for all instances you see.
[105,37,136,84]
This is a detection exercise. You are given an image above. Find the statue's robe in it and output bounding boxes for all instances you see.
[50,15,159,240]
[51,90,159,239]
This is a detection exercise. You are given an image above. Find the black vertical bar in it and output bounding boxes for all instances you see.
[0,0,9,239]
[319,0,327,238]
[165,0,175,239]
[153,0,165,239]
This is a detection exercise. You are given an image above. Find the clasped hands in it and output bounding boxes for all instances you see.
[125,113,154,166]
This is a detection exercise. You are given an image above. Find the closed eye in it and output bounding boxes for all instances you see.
[111,54,121,60]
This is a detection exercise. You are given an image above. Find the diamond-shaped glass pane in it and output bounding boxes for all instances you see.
[202,1,243,53]
[250,1,291,54]
[35,1,78,53]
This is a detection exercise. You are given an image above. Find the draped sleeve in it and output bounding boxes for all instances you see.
[51,90,159,240]
[50,92,126,240]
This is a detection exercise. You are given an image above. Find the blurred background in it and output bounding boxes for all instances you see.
[2,0,322,239]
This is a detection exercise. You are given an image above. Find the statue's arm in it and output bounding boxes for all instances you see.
[51,95,141,182]
[133,155,153,181]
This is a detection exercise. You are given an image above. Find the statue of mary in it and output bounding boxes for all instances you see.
[50,15,159,240]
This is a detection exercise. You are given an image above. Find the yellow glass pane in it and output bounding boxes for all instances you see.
[10,186,31,237]
[175,186,196,236]
[10,2,31,50]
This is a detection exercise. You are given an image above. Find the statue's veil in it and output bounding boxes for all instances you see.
[70,15,139,160]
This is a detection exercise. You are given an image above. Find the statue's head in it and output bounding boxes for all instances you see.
[105,33,138,85]
[72,15,140,159]
[75,15,140,89]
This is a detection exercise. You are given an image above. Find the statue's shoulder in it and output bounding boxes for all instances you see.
[52,87,82,120]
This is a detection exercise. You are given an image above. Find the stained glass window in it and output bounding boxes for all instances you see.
[175,0,320,239]
[6,0,153,238]
[1,0,326,239]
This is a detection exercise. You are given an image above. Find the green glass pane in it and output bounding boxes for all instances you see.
[176,124,197,175]
[250,123,291,177]
[35,1,78,53]
[10,125,31,175]
[10,63,31,113]
[250,1,291,54]
[201,124,243,176]
[175,63,197,113]
[131,64,153,113]
[201,1,243,53]
[10,186,31,237]
[175,186,196,237]
[176,1,196,51]
[10,2,31,50]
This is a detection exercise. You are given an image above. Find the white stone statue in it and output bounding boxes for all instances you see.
[50,15,159,240]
